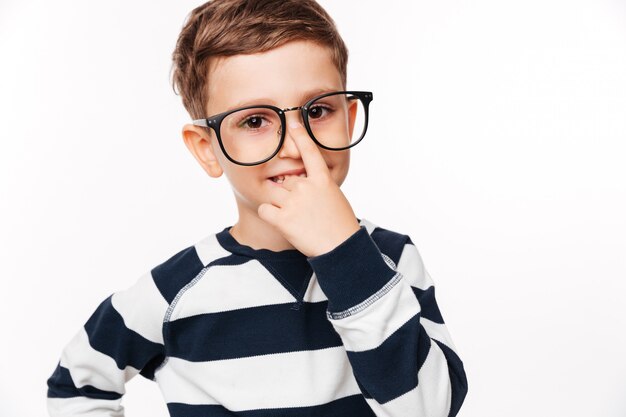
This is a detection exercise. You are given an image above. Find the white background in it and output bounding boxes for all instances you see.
[1,0,625,416]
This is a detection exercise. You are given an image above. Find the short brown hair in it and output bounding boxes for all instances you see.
[170,0,349,120]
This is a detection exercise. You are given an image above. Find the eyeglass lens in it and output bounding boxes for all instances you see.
[219,93,366,165]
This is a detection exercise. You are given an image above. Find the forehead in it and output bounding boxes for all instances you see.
[206,40,343,114]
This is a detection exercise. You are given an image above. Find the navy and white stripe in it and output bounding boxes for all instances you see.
[47,217,468,417]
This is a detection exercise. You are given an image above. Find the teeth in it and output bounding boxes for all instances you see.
[270,173,307,183]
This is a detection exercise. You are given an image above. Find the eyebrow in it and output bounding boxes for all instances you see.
[226,87,339,112]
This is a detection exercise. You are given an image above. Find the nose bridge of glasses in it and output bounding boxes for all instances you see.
[282,106,305,129]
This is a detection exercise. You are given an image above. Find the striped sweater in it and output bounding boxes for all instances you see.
[46,217,468,417]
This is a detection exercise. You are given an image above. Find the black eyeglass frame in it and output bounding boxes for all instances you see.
[191,90,373,166]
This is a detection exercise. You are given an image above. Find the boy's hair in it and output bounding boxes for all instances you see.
[170,0,349,121]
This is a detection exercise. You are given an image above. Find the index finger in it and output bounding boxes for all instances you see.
[288,120,331,179]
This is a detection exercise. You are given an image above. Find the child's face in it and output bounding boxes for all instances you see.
[183,40,351,219]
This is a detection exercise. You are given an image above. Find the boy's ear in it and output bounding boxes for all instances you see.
[348,99,358,139]
[181,124,224,178]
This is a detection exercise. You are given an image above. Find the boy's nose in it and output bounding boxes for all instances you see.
[287,119,302,129]
[284,109,305,130]
[277,112,307,158]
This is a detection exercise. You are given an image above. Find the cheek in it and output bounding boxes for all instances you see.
[324,151,350,183]
[225,166,265,188]
[322,147,349,164]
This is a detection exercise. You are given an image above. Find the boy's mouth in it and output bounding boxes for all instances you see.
[267,167,307,184]
[268,172,307,184]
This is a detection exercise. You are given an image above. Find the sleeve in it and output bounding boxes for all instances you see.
[46,271,170,417]
[307,226,468,417]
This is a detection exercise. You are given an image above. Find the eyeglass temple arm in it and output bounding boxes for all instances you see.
[192,119,209,127]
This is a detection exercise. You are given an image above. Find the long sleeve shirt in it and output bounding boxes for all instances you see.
[46,217,468,417]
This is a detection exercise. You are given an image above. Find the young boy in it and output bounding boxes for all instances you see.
[46,1,468,416]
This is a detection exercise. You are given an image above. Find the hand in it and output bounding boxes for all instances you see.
[257,123,361,258]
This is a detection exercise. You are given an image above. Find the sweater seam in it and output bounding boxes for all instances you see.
[327,270,403,320]
[153,262,215,375]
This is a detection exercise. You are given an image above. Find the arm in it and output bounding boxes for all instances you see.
[307,226,468,417]
[46,271,169,417]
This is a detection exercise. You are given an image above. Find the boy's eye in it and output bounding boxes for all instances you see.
[239,115,269,129]
[307,104,333,120]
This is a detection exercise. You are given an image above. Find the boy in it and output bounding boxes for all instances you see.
[46,0,468,416]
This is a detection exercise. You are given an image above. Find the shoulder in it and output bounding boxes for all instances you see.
[109,231,232,343]
[150,231,233,304]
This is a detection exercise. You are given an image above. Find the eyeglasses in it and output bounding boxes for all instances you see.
[192,90,373,166]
